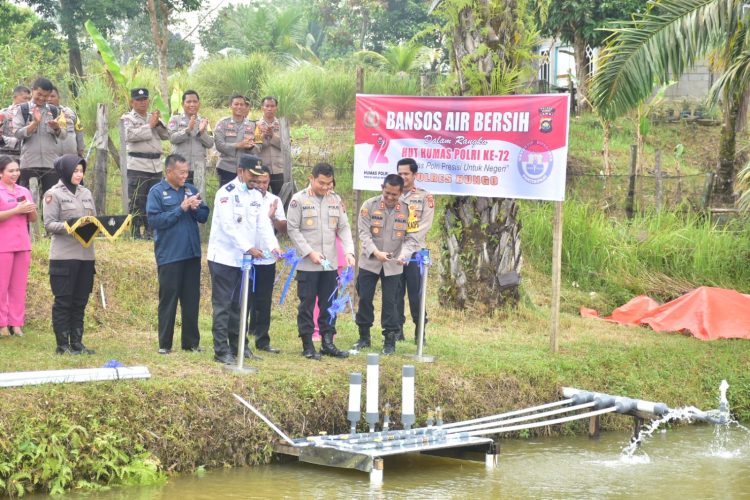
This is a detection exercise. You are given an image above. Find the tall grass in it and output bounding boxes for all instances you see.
[262,70,313,121]
[192,54,272,107]
[520,200,750,305]
[363,70,420,96]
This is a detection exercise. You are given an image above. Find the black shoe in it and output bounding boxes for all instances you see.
[382,332,397,355]
[302,348,321,360]
[158,348,172,354]
[321,333,349,358]
[214,353,235,364]
[301,335,321,360]
[396,328,405,341]
[352,337,371,350]
[183,346,204,353]
[243,349,262,361]
[55,345,71,355]
[257,346,280,354]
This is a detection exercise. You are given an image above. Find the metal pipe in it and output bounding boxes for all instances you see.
[232,393,296,446]
[416,249,430,356]
[563,387,670,416]
[347,372,362,433]
[236,260,251,370]
[442,398,574,429]
[366,353,380,432]
[445,401,596,434]
[401,365,416,430]
[463,406,619,437]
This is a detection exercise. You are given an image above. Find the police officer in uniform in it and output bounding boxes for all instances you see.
[287,162,355,360]
[167,90,214,187]
[213,94,257,187]
[396,157,435,343]
[48,86,84,157]
[122,88,169,239]
[0,86,31,164]
[353,174,419,355]
[207,154,280,365]
[43,154,96,355]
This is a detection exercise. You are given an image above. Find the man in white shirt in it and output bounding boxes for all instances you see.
[207,155,280,364]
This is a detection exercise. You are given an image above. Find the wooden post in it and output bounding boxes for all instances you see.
[93,104,109,214]
[280,117,292,204]
[632,416,644,441]
[702,172,715,210]
[625,145,637,219]
[588,415,601,438]
[118,119,129,214]
[654,149,662,212]
[550,200,563,353]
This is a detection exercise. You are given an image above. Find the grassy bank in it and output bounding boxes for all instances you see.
[2,233,749,496]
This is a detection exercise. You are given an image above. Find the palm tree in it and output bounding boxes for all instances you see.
[590,0,750,205]
[355,42,435,76]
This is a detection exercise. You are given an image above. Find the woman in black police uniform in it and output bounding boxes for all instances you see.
[43,154,97,354]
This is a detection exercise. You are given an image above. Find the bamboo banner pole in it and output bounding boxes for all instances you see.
[550,200,563,353]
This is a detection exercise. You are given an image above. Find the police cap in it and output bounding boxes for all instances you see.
[131,88,149,99]
[238,154,264,175]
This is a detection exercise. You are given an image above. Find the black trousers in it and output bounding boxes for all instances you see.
[270,173,284,195]
[356,268,401,336]
[250,263,276,348]
[397,256,427,330]
[157,258,201,350]
[127,171,161,234]
[49,260,95,334]
[217,168,235,187]
[296,270,337,339]
[208,261,250,357]
[19,168,59,194]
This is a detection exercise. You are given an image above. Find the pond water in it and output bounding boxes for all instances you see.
[69,423,750,499]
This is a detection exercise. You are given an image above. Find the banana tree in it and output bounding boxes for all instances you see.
[590,0,750,205]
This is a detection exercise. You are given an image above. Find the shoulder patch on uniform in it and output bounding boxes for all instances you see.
[290,200,298,208]
[360,207,368,216]
[225,183,235,192]
[220,197,229,204]
[45,195,53,204]
[427,194,434,208]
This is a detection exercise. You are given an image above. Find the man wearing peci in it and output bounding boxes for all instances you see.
[146,154,209,355]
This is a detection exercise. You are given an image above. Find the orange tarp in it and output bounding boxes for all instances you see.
[580,287,750,340]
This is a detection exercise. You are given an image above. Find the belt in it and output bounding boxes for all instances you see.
[128,152,162,159]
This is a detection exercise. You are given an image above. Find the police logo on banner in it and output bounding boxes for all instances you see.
[364,110,380,128]
[539,107,555,133]
[517,141,553,184]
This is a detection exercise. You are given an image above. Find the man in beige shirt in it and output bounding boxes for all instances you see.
[256,96,284,194]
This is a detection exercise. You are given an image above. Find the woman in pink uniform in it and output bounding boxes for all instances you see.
[0,155,37,337]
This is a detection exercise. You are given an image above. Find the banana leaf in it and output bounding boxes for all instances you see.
[84,20,127,89]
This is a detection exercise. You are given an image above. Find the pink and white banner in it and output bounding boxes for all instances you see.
[354,94,570,201]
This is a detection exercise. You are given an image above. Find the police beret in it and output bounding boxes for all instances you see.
[238,154,263,175]
[131,88,149,99]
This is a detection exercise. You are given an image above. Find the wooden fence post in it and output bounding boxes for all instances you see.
[93,104,108,214]
[654,149,662,212]
[625,145,637,219]
[118,119,129,214]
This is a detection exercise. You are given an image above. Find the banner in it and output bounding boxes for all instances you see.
[354,94,570,201]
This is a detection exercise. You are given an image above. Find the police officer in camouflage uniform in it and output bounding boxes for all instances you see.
[0,86,31,164]
[396,157,435,343]
[48,86,84,157]
[213,94,257,187]
[353,174,419,355]
[287,162,355,360]
[12,78,65,194]
[167,90,214,187]
[122,88,169,239]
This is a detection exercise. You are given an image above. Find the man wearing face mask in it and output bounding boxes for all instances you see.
[206,154,280,365]
[122,88,169,240]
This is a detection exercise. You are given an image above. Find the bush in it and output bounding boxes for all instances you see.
[364,70,420,96]
[261,70,312,121]
[192,54,272,108]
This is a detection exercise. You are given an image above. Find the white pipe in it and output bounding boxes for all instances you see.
[233,393,296,446]
[465,407,619,437]
[401,365,415,430]
[446,401,597,434]
[366,353,380,432]
[442,398,574,429]
[0,366,150,387]
[348,372,362,432]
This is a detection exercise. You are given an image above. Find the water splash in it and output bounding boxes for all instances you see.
[621,407,697,458]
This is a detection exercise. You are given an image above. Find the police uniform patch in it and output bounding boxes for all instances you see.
[220,197,229,204]
[306,219,314,226]
[427,194,434,208]
[290,200,298,208]
[226,183,235,192]
[45,195,52,204]
[396,231,403,238]
[360,207,369,216]
[373,227,380,234]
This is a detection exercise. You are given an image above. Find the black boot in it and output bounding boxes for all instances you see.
[70,328,95,355]
[352,329,371,350]
[301,335,321,360]
[320,332,349,358]
[396,326,405,342]
[382,331,397,355]
[54,329,71,355]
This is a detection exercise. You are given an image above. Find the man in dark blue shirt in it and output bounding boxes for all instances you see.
[147,153,209,354]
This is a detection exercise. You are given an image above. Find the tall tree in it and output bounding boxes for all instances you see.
[145,0,201,107]
[113,13,194,70]
[430,0,539,309]
[536,0,648,111]
[24,0,140,88]
[590,0,750,204]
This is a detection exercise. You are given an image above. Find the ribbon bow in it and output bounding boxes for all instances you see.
[278,247,301,305]
[409,248,432,276]
[327,266,356,324]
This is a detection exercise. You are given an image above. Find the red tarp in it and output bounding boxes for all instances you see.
[580,286,750,340]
